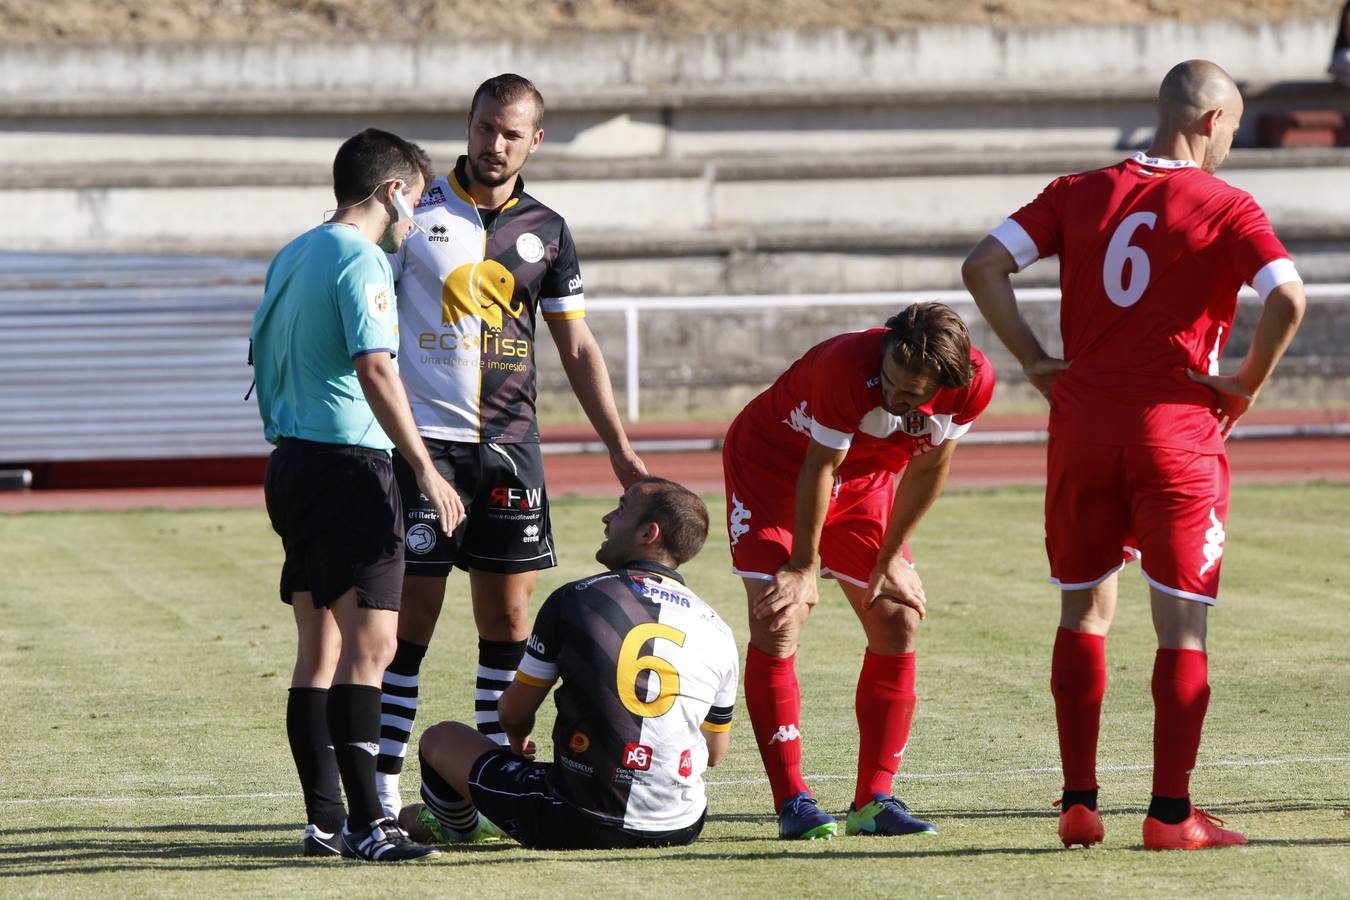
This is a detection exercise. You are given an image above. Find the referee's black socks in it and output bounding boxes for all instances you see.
[286,687,346,834]
[328,684,385,828]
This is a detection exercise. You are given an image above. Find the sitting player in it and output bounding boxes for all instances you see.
[401,477,739,849]
[723,302,994,839]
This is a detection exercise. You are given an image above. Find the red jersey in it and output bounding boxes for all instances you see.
[993,153,1299,454]
[727,329,995,482]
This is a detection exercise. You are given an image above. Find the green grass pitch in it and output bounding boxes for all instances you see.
[1,483,1348,897]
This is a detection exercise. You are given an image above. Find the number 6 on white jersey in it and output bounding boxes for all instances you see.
[1103,211,1157,308]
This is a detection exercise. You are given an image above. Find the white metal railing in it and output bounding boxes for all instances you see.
[2,276,1346,462]
[587,284,1349,422]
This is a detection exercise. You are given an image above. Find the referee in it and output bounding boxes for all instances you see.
[250,128,464,862]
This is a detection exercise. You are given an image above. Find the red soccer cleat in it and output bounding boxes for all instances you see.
[1054,800,1105,848]
[1143,808,1247,850]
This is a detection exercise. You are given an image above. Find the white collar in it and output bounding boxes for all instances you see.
[1130,151,1197,170]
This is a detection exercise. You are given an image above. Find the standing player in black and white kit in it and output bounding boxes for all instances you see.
[376,73,647,819]
[403,478,739,849]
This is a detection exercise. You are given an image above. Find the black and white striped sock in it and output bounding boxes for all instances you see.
[475,639,526,746]
[375,640,427,815]
[419,750,479,835]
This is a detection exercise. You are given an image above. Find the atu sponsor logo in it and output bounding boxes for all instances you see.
[490,486,542,510]
[622,743,653,771]
[678,749,693,778]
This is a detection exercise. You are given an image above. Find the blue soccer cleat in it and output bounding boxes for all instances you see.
[845,794,938,836]
[778,791,838,840]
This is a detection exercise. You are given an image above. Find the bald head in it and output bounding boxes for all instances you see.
[1154,60,1243,173]
[1158,60,1241,131]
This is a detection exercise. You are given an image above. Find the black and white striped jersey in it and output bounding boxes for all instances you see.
[390,157,585,444]
[517,561,739,833]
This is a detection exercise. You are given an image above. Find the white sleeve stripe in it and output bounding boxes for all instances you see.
[517,654,558,682]
[1251,258,1301,302]
[945,420,973,442]
[541,293,585,312]
[989,218,1041,271]
[809,420,853,450]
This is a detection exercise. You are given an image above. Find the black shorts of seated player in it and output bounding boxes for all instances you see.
[465,748,705,850]
[393,438,554,577]
[264,438,404,610]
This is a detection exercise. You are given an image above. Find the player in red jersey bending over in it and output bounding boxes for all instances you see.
[722,302,994,839]
[963,60,1306,851]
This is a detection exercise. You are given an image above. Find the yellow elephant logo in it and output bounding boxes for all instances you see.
[441,260,521,331]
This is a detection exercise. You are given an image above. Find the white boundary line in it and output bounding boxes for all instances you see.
[4,756,1347,805]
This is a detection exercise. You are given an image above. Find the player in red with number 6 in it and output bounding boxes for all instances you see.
[963,59,1306,851]
[722,302,994,840]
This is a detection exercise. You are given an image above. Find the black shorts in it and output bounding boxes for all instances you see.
[394,439,556,576]
[467,748,705,850]
[263,438,404,610]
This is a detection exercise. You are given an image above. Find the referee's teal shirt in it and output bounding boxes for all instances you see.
[251,223,399,451]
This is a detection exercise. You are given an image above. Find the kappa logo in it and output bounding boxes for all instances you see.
[348,741,380,756]
[622,743,653,771]
[767,724,801,746]
[527,633,545,656]
[567,273,583,293]
[782,400,812,436]
[729,493,752,547]
[406,523,437,555]
[1198,507,1226,576]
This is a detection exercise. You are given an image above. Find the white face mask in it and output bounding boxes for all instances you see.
[324,180,422,236]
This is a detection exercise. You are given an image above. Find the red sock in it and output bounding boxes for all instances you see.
[854,649,917,809]
[744,645,809,811]
[1151,648,1210,798]
[1051,627,1107,792]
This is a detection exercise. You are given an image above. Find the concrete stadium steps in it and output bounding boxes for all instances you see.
[8,149,1350,291]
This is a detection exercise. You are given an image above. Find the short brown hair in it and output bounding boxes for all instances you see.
[883,302,974,389]
[634,477,709,567]
[331,128,432,207]
[470,73,545,129]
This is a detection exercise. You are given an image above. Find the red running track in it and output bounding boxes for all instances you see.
[2,434,1347,513]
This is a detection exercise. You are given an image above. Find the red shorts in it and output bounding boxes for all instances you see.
[1045,437,1231,604]
[722,442,906,588]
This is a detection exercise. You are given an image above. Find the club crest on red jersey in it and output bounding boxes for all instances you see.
[902,410,929,436]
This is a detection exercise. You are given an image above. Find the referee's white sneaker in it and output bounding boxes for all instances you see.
[340,817,439,862]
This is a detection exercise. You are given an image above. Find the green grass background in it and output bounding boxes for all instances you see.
[2,483,1348,897]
